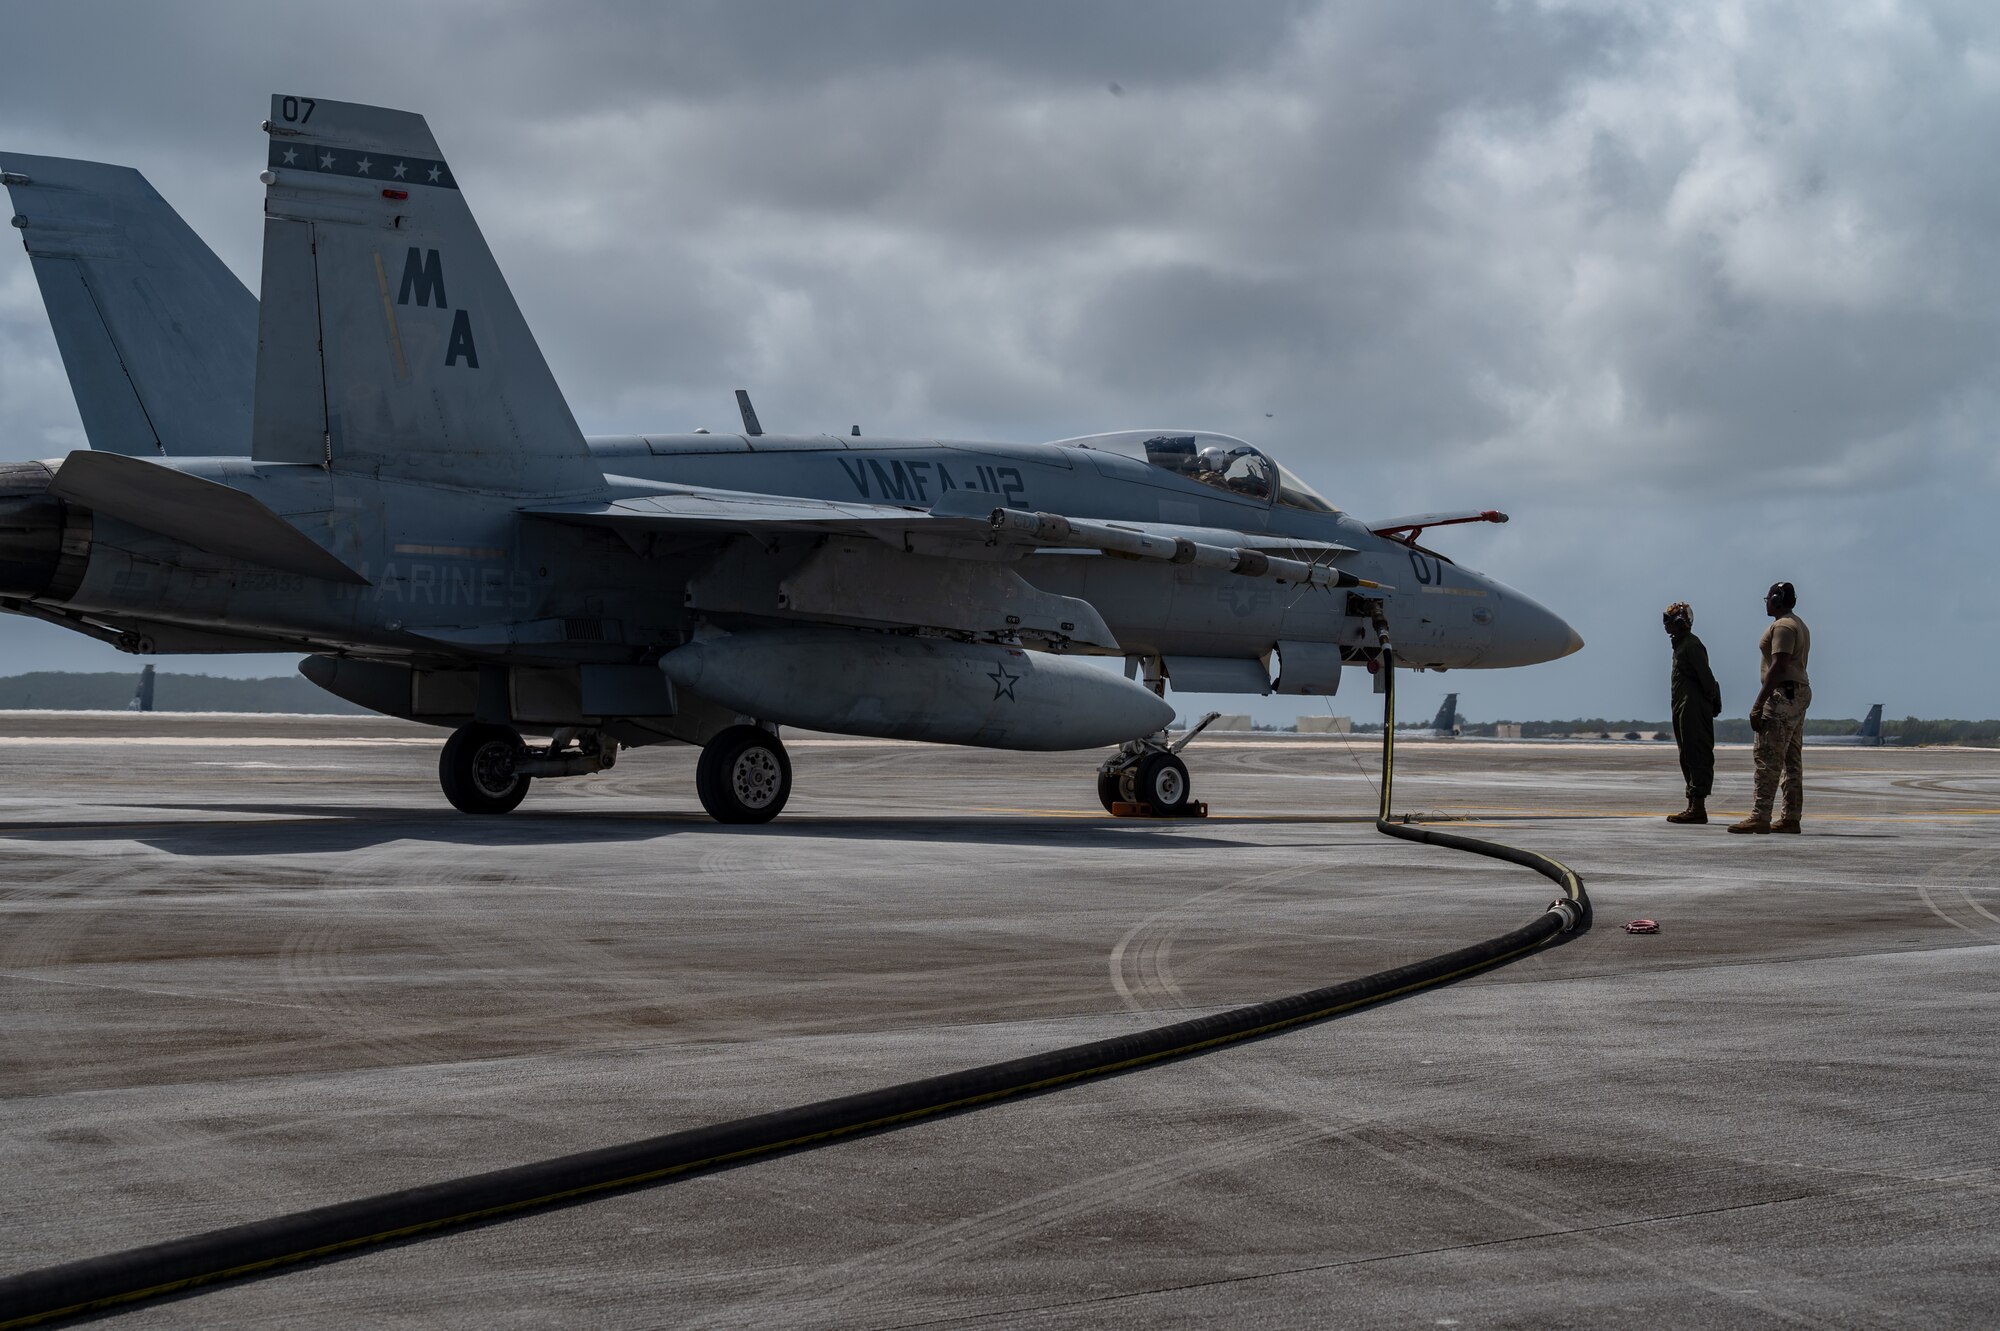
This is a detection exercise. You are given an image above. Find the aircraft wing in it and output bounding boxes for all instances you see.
[523,486,993,537]
[525,485,1383,653]
[528,487,1375,590]
[1368,510,1508,543]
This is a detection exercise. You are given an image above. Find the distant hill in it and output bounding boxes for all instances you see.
[1349,715,2000,746]
[0,671,368,714]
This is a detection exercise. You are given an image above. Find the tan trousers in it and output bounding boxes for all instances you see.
[1752,682,1811,821]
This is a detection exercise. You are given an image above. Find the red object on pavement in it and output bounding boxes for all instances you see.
[1624,919,1660,934]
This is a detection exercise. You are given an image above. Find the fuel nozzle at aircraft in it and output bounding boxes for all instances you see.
[0,460,89,601]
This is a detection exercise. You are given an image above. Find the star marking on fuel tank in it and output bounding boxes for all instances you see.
[392,161,407,178]
[988,666,1020,701]
[318,151,336,169]
[355,157,373,174]
[281,148,298,164]
[426,164,442,183]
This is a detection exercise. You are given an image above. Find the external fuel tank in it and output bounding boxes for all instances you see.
[660,628,1172,750]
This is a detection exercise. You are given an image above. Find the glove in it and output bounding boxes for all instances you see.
[1749,710,1766,733]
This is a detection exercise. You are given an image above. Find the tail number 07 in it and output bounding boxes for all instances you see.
[1407,551,1443,585]
[279,96,316,124]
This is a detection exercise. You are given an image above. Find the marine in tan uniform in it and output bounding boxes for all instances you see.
[1729,581,1811,834]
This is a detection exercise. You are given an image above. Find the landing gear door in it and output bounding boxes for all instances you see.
[1274,640,1343,696]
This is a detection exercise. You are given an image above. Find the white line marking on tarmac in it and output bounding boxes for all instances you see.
[0,736,439,747]
[0,969,319,1011]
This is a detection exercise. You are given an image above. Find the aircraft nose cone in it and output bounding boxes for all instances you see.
[1485,590,1583,667]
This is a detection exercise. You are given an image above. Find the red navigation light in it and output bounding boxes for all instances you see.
[382,189,408,200]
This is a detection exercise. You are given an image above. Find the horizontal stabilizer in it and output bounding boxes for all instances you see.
[2,154,256,457]
[48,451,366,584]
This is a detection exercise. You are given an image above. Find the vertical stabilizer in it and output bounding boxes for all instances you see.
[1858,703,1882,743]
[2,154,256,456]
[251,96,599,493]
[1432,693,1458,735]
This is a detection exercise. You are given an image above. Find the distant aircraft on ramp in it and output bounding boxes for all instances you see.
[1426,693,1461,738]
[1805,704,1887,746]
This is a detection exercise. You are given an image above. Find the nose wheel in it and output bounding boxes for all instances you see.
[1097,746,1203,818]
[696,725,793,823]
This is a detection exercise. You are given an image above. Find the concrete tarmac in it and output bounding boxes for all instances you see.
[1,714,1995,1328]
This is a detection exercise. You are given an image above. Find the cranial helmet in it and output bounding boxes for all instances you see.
[1663,601,1692,631]
[1766,581,1797,610]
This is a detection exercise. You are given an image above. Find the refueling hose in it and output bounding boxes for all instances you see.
[0,642,1588,1328]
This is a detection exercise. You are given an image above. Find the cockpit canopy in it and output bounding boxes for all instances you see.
[1050,430,1339,513]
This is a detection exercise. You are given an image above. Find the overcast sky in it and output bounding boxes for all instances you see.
[1,0,1994,723]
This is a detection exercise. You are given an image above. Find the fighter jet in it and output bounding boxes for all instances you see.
[1408,693,1461,738]
[0,98,1581,822]
[1805,704,1886,746]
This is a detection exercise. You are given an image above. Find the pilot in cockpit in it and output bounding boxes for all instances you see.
[1193,445,1233,481]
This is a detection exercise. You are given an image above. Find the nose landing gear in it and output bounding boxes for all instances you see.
[1096,710,1217,818]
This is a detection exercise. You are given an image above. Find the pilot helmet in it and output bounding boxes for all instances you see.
[1196,445,1231,472]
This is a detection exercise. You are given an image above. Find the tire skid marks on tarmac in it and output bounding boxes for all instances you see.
[275,841,739,1063]
[1913,847,2000,941]
[275,841,543,1070]
[680,1115,1344,1331]
[1106,865,1322,1013]
[688,860,1382,1325]
[674,862,1342,1327]
[0,851,169,1096]
[1,855,290,1213]
[1118,903,1897,1328]
[1108,859,1440,1014]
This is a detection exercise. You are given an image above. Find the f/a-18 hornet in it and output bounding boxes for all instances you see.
[0,97,1581,822]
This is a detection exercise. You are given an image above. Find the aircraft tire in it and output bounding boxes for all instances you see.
[1096,770,1125,814]
[696,725,791,824]
[439,723,531,815]
[1135,751,1191,816]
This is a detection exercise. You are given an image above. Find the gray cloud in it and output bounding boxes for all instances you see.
[1,0,1993,718]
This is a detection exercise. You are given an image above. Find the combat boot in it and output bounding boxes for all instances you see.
[1771,817,1801,834]
[1666,801,1707,825]
[1727,815,1771,834]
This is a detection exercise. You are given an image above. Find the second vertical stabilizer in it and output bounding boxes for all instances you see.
[2,154,256,457]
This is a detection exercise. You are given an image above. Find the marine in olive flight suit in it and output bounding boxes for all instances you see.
[1730,581,1811,834]
[1663,601,1721,824]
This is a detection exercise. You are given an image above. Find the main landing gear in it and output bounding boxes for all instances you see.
[694,725,792,824]
[1096,711,1218,818]
[437,725,618,815]
[435,722,790,822]
[439,723,532,814]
